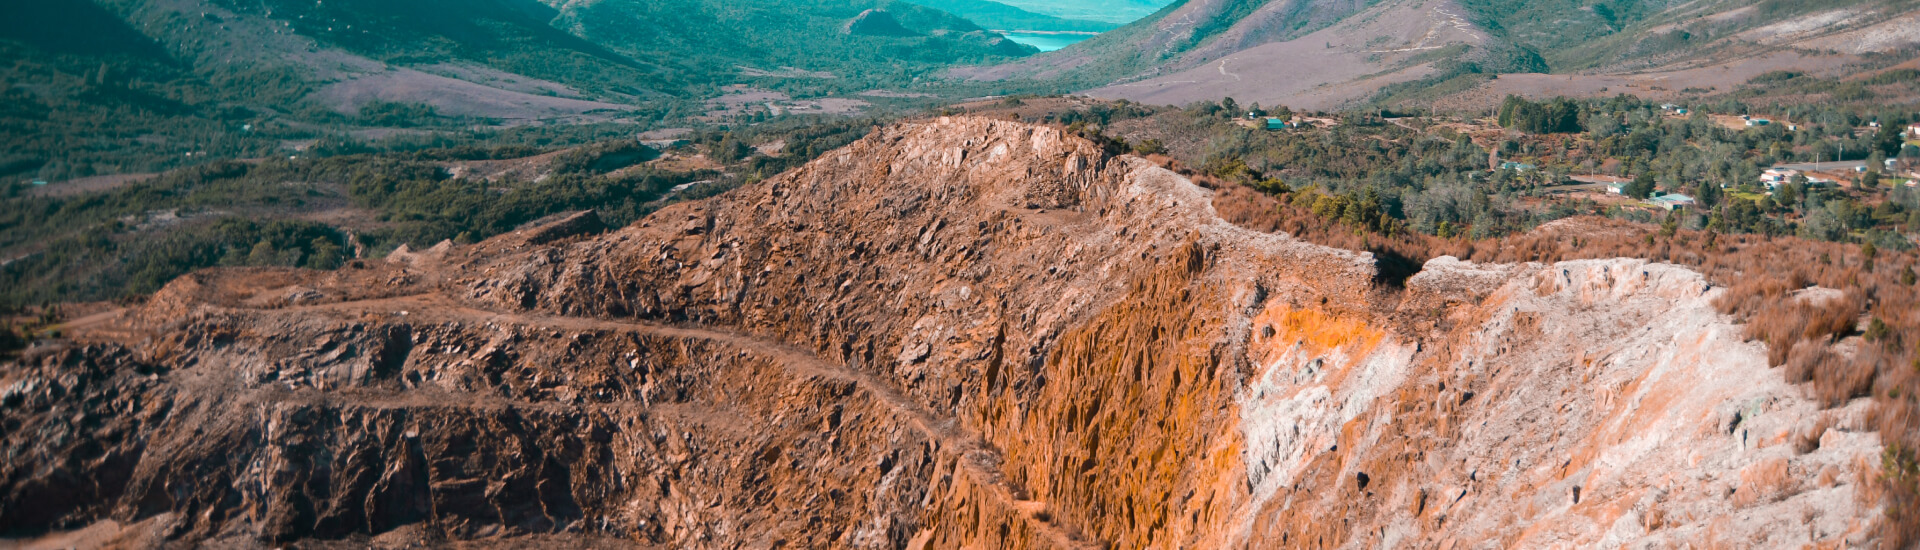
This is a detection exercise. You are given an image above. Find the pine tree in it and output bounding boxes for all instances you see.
[1626,172,1657,199]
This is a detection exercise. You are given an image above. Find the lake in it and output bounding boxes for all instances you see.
[1002,32,1094,52]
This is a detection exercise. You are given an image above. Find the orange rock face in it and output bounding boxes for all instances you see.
[0,117,1886,548]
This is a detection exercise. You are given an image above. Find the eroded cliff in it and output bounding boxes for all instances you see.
[0,117,1887,548]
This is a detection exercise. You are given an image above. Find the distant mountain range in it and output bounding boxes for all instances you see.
[6,0,1919,184]
[962,0,1920,111]
[4,0,1041,117]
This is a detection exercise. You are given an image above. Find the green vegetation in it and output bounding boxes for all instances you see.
[548,0,1035,99]
[1,0,1050,188]
[0,40,290,182]
[0,150,701,306]
[1058,93,1918,245]
[0,114,879,307]
[1497,96,1582,134]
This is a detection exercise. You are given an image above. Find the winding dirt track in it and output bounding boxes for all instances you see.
[198,293,1104,550]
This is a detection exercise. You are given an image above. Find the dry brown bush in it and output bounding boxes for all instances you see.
[1797,414,1833,455]
[1734,457,1795,508]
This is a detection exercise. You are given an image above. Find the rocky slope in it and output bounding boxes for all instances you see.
[0,117,1889,548]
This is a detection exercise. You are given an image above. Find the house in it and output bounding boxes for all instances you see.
[1745,118,1772,127]
[1649,193,1696,211]
[1908,124,1920,139]
[1265,118,1289,131]
[1499,161,1536,172]
[1606,183,1625,195]
[1761,168,1801,189]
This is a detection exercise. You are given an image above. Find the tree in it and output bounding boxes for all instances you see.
[1134,139,1166,156]
[1696,180,1721,208]
[0,322,24,356]
[1876,123,1906,157]
[1625,172,1657,199]
[307,237,343,270]
[1497,96,1583,134]
[246,240,277,266]
[1778,175,1804,206]
[712,135,751,163]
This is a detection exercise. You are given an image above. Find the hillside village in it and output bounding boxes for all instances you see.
[1212,97,1920,236]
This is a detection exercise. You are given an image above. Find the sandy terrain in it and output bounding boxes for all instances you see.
[1797,9,1920,54]
[702,86,871,120]
[1433,51,1862,113]
[442,150,571,183]
[736,66,837,79]
[414,62,591,99]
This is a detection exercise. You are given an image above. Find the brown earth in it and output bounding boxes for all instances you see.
[1433,51,1865,114]
[0,117,1890,548]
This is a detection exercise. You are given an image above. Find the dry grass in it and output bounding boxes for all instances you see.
[1735,457,1796,509]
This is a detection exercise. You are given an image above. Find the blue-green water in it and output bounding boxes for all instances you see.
[1003,32,1092,52]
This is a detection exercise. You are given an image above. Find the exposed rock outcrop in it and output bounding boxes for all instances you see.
[0,117,1886,548]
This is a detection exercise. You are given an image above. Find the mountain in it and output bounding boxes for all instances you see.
[544,0,1035,93]
[899,0,1120,33]
[0,0,1039,182]
[961,0,1920,110]
[0,116,1889,547]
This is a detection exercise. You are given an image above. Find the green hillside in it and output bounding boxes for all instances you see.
[550,0,1035,95]
[0,0,1042,182]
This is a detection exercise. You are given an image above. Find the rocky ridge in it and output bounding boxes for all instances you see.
[0,117,1888,548]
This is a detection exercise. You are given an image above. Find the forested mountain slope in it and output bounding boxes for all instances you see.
[0,0,1038,182]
